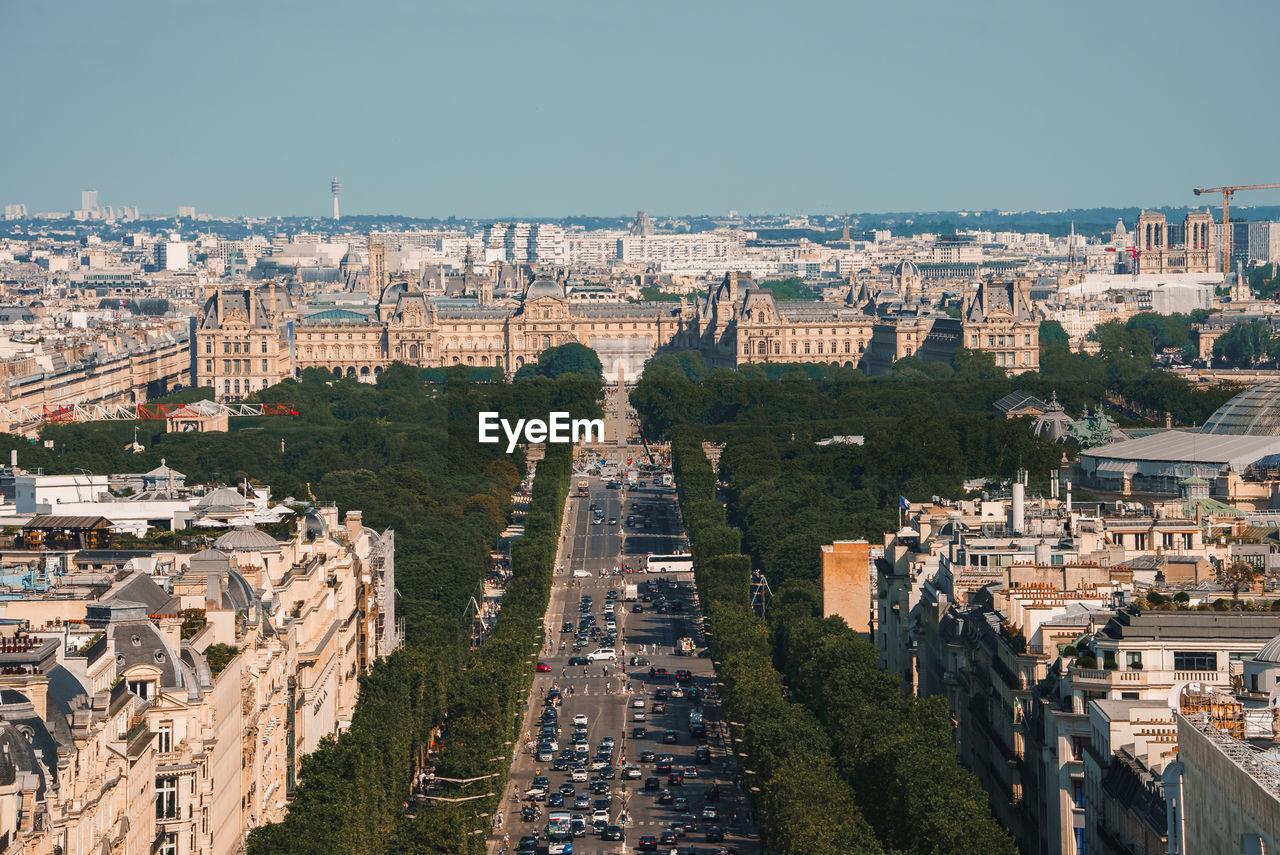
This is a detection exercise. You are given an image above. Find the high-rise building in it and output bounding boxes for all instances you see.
[177,205,196,218]
[1248,222,1280,264]
[331,177,341,221]
[81,189,98,212]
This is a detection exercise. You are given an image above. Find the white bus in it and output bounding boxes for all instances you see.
[546,810,574,853]
[645,554,693,573]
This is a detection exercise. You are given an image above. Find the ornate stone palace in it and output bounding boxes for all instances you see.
[195,255,1040,398]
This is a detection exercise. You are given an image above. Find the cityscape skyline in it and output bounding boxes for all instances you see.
[6,0,1279,218]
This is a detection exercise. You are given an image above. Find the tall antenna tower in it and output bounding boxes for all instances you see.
[331,177,341,221]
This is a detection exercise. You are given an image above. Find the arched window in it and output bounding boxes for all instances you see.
[409,344,419,359]
[757,341,767,355]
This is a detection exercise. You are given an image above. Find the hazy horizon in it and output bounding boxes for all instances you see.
[5,0,1278,218]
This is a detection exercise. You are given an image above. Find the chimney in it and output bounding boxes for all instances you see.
[248,287,255,325]
[1011,470,1026,534]
[344,510,363,540]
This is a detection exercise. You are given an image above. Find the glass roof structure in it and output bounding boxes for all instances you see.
[1201,379,1280,435]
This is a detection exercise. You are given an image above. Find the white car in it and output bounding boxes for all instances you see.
[587,648,616,662]
[592,809,610,824]
[573,713,589,726]
[573,569,592,578]
[571,767,588,781]
[630,696,645,708]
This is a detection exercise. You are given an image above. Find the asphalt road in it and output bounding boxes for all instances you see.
[491,473,758,853]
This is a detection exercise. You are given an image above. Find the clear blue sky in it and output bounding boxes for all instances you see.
[4,0,1277,218]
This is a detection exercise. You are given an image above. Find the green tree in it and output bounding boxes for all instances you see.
[512,342,603,381]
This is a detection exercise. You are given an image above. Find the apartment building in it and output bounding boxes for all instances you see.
[0,501,396,855]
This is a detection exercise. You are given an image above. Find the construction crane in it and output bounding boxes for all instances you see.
[1193,182,1280,273]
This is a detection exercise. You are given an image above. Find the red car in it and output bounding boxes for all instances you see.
[536,662,552,672]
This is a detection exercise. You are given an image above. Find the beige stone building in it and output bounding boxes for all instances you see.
[0,503,394,855]
[1135,209,1215,274]
[194,264,1045,399]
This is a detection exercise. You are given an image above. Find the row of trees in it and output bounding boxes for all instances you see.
[670,429,883,855]
[673,429,1018,855]
[390,444,573,853]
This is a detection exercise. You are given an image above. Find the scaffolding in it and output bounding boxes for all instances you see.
[1180,685,1244,740]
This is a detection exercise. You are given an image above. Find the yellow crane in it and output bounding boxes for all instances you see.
[1193,182,1280,272]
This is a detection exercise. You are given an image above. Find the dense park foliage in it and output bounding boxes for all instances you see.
[675,434,1016,854]
[0,360,596,855]
[672,431,1014,854]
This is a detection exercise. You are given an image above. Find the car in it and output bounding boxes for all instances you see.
[593,796,613,812]
[599,765,616,779]
[649,667,669,680]
[571,767,588,782]
[630,656,650,667]
[632,726,647,739]
[660,829,680,845]
[537,746,553,762]
[662,730,678,744]
[667,772,684,786]
[695,746,711,764]
[637,835,658,851]
[623,765,642,779]
[645,776,660,791]
[657,789,674,804]
[655,758,673,773]
[541,739,559,752]
[589,779,609,795]
[640,749,656,762]
[601,736,615,749]
[573,713,589,726]
[669,686,684,699]
[590,758,609,771]
[674,797,689,812]
[632,710,646,721]
[706,825,725,842]
[609,518,617,525]
[570,816,586,838]
[652,703,666,715]
[656,603,669,614]
[593,517,603,525]
[602,824,624,841]
[632,603,645,612]
[519,834,539,849]
[571,731,588,745]
[675,669,693,683]
[547,792,564,807]
[683,765,698,778]
[561,621,573,633]
[606,589,618,599]
[592,808,610,825]
[679,813,698,832]
[587,648,616,662]
[702,806,720,821]
[574,793,591,809]
[653,689,668,701]
[552,757,570,771]
[559,782,576,795]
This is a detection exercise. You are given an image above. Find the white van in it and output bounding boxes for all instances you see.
[587,648,616,662]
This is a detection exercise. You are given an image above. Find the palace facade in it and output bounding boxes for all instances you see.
[194,263,1041,398]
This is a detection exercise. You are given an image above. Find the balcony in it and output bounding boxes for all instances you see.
[1069,664,1226,691]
